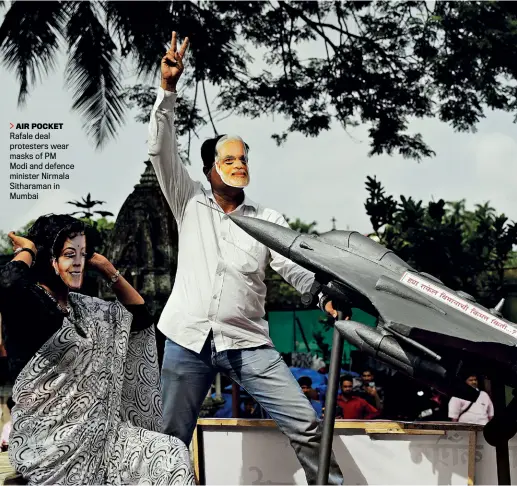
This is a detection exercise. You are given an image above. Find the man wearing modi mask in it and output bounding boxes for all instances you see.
[148,31,345,485]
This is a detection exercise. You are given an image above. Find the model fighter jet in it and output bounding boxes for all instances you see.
[223,211,517,449]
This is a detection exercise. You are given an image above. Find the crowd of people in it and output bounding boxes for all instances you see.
[230,364,495,427]
[293,368,494,425]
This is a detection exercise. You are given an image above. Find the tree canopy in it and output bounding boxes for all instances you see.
[365,175,517,307]
[2,1,517,157]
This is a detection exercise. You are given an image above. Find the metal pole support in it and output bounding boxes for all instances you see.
[317,322,345,484]
[492,379,511,485]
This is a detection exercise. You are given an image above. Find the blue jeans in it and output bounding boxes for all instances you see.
[161,336,343,485]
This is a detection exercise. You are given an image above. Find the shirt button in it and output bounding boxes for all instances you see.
[213,294,217,299]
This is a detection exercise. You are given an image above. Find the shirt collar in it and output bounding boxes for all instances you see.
[205,187,258,212]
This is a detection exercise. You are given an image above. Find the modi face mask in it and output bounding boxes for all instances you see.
[214,136,250,188]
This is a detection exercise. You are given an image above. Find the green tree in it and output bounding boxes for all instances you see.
[284,217,319,236]
[3,2,517,157]
[79,217,115,256]
[0,220,35,255]
[364,176,517,307]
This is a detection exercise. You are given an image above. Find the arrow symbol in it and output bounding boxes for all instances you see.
[9,123,14,129]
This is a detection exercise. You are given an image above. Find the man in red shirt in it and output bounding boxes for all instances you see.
[337,375,380,420]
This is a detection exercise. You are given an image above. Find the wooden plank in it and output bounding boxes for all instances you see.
[197,418,275,428]
[365,426,445,436]
[192,426,200,485]
[399,429,445,435]
[196,418,482,432]
[467,430,477,486]
[192,426,206,485]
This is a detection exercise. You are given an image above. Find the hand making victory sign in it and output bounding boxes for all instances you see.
[161,31,189,92]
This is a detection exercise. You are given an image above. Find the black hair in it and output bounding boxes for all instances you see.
[298,376,312,388]
[6,396,14,412]
[26,214,96,288]
[200,135,250,177]
[201,135,226,176]
[340,374,355,386]
[462,371,479,381]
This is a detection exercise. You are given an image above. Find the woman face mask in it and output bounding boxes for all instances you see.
[52,234,87,290]
[214,139,250,188]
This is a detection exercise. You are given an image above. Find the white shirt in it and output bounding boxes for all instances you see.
[448,390,494,425]
[148,88,315,353]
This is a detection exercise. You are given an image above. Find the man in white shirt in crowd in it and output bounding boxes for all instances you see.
[147,32,344,484]
[448,374,494,425]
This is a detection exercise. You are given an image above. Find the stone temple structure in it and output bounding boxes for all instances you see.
[103,160,178,322]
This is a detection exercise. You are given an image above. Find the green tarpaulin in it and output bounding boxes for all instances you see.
[267,308,377,364]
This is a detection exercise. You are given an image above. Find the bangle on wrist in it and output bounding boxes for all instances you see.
[107,269,121,288]
[14,247,36,266]
[318,292,330,311]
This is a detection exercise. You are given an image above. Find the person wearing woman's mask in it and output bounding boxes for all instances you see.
[0,214,194,485]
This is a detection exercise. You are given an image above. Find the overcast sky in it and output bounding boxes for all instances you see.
[2,28,517,236]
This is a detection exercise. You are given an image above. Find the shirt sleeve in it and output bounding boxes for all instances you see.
[0,260,32,291]
[148,87,197,223]
[377,386,385,403]
[0,261,32,311]
[362,399,380,420]
[485,392,495,418]
[124,304,154,333]
[267,212,315,295]
[448,397,461,419]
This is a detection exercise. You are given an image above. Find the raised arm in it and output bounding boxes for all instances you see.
[148,31,195,222]
[448,396,461,422]
[486,392,494,421]
[88,253,153,332]
[362,400,380,420]
[0,232,37,294]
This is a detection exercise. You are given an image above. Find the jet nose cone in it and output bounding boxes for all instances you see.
[228,213,300,259]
